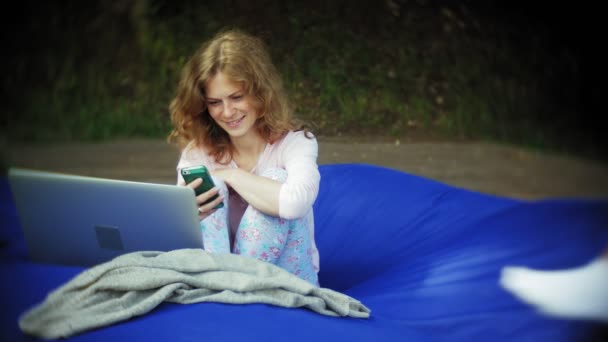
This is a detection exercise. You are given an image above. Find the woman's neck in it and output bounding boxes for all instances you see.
[231,131,266,163]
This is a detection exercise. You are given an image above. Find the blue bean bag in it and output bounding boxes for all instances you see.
[1,163,607,341]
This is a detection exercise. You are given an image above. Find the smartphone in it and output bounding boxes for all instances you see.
[180,165,224,209]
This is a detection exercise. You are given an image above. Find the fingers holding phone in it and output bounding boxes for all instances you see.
[194,185,224,220]
[180,165,225,220]
[184,177,203,190]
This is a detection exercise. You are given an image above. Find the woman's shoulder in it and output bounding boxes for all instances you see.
[181,139,207,155]
[178,140,214,168]
[271,130,318,158]
[278,130,317,145]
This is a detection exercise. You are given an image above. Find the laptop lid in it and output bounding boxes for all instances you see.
[8,168,202,266]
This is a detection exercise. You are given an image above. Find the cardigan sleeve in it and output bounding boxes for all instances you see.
[278,132,321,220]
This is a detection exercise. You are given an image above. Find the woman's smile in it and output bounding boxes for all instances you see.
[224,115,246,129]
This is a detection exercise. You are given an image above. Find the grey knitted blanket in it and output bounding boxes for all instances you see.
[19,249,370,339]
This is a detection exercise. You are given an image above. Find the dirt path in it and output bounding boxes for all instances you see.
[3,138,608,200]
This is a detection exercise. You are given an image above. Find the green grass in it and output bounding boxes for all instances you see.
[3,1,599,159]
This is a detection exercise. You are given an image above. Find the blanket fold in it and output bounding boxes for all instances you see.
[19,249,370,339]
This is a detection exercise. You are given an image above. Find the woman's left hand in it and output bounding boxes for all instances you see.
[210,168,238,185]
[211,167,281,216]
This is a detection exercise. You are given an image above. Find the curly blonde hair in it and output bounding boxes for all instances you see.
[168,29,306,164]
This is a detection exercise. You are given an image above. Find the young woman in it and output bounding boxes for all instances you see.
[168,30,320,286]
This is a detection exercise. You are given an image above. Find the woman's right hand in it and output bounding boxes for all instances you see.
[184,178,224,220]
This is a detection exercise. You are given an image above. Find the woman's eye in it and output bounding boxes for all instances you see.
[231,95,242,100]
[207,101,220,106]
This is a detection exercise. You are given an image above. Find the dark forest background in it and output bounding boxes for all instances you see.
[1,0,605,160]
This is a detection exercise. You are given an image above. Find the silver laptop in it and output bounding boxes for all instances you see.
[8,168,202,266]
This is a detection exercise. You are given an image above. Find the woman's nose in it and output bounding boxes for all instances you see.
[222,101,235,116]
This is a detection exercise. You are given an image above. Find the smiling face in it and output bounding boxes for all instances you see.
[204,71,261,141]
